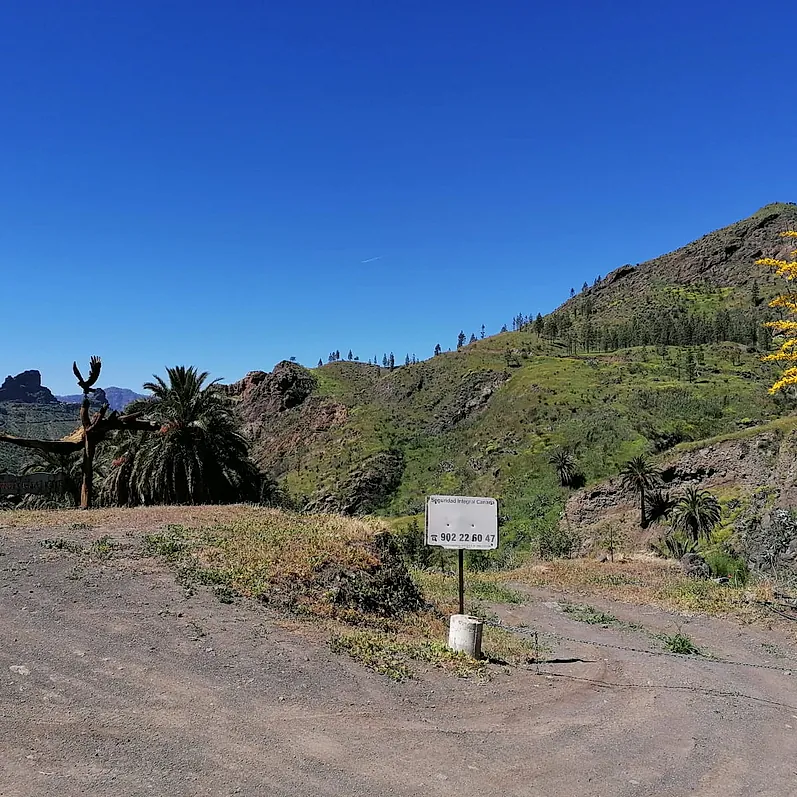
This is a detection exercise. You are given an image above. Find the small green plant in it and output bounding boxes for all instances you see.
[538,524,581,559]
[143,530,192,560]
[561,602,618,625]
[702,550,748,585]
[90,535,119,560]
[661,629,701,655]
[595,522,627,562]
[40,538,84,554]
[69,521,92,531]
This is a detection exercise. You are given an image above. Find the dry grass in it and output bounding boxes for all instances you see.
[0,504,265,532]
[503,557,774,622]
[139,511,539,677]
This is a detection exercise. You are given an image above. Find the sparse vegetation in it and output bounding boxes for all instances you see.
[142,510,424,621]
[561,603,619,625]
[661,629,701,656]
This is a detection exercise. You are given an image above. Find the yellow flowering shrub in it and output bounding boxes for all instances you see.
[757,231,797,393]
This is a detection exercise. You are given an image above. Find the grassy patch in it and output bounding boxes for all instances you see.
[329,619,539,680]
[413,569,523,607]
[142,510,423,621]
[660,630,701,655]
[329,630,487,681]
[560,602,619,625]
[507,558,773,621]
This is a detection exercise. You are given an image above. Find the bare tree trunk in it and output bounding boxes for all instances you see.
[81,437,96,510]
[640,486,646,529]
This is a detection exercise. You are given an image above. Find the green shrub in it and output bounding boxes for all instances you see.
[702,550,748,584]
[661,630,701,655]
[650,532,697,559]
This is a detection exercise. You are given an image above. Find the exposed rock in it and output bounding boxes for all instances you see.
[563,424,797,568]
[0,371,58,404]
[306,451,404,516]
[229,361,316,422]
[222,370,269,400]
[430,370,509,432]
[562,203,797,321]
[604,264,636,284]
[680,553,710,579]
[737,508,797,574]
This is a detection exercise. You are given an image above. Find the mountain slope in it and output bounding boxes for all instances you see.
[568,202,797,321]
[233,204,796,551]
[0,402,80,473]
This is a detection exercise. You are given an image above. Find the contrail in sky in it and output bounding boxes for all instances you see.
[360,256,382,264]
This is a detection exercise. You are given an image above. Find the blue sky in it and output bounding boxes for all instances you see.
[2,0,796,393]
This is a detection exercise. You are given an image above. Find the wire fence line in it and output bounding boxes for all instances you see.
[485,618,796,675]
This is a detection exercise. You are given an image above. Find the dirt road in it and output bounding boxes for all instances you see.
[2,523,796,796]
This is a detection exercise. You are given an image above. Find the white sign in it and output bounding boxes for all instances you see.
[425,495,499,550]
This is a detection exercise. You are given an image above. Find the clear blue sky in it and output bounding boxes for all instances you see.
[2,0,795,393]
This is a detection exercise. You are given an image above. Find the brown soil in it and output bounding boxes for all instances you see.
[2,519,797,797]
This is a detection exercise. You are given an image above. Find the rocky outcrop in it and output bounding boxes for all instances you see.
[737,508,797,575]
[680,553,710,578]
[306,451,405,516]
[429,370,509,432]
[0,371,58,404]
[227,361,316,421]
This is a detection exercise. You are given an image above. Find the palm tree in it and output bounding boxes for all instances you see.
[646,489,675,525]
[549,448,578,487]
[671,486,721,544]
[103,366,260,505]
[620,455,660,528]
[22,450,83,507]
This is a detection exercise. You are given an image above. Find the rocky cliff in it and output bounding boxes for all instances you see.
[0,371,58,404]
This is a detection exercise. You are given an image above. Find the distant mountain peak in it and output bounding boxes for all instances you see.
[55,386,144,412]
[0,370,58,404]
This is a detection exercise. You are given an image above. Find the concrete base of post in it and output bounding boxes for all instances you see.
[448,614,484,659]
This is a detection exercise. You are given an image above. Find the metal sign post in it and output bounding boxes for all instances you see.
[425,495,499,656]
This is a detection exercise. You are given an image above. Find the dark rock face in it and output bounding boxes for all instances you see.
[227,361,316,422]
[680,552,710,579]
[0,371,58,404]
[430,370,509,432]
[306,451,405,516]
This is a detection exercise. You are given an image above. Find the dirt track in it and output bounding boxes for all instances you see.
[2,523,797,797]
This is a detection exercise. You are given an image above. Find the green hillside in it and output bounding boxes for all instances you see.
[3,203,795,555]
[244,339,782,552]
[240,204,797,554]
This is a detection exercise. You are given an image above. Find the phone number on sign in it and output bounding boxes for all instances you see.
[429,533,496,544]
